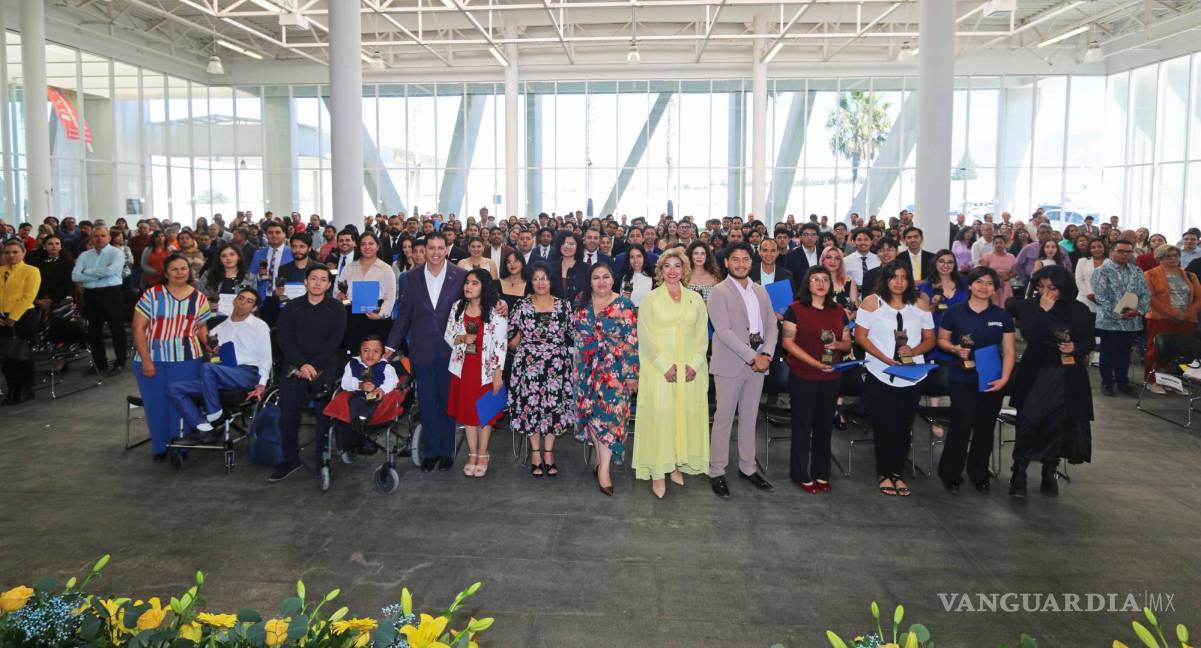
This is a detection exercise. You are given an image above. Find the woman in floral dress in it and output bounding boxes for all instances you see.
[574,262,639,496]
[509,263,575,477]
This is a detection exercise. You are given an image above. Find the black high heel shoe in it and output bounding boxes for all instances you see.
[594,466,613,496]
[530,449,544,477]
[544,450,558,477]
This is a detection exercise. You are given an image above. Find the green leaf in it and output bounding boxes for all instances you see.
[80,614,102,639]
[1132,621,1160,648]
[467,617,495,632]
[92,554,111,573]
[245,623,266,647]
[1144,608,1159,628]
[296,581,306,602]
[328,606,349,623]
[1177,624,1190,643]
[287,614,309,642]
[323,588,341,602]
[870,601,880,621]
[826,630,850,648]
[909,623,930,643]
[237,608,263,624]
[32,576,60,593]
[373,624,399,647]
[465,582,482,596]
[169,597,182,615]
[894,604,905,625]
[280,597,303,617]
[171,639,198,648]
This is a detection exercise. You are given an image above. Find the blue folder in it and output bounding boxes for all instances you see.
[217,341,238,365]
[974,344,1003,392]
[765,280,793,314]
[833,359,866,372]
[351,281,380,314]
[476,386,508,424]
[883,362,940,382]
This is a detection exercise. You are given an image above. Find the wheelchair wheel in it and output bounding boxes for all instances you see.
[224,450,235,474]
[319,465,331,492]
[409,423,423,467]
[374,463,399,494]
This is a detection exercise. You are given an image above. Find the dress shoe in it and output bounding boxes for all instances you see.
[738,471,774,492]
[105,363,125,378]
[709,476,730,498]
[942,480,960,495]
[268,460,303,482]
[1101,384,1116,396]
[974,480,991,494]
[437,456,454,471]
[1117,383,1139,397]
[796,481,821,494]
[1008,465,1028,498]
[1040,463,1059,496]
[420,457,437,472]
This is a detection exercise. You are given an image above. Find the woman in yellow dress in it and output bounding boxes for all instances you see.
[634,247,711,498]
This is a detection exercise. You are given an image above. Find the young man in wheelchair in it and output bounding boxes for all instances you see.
[167,287,272,444]
[322,335,402,464]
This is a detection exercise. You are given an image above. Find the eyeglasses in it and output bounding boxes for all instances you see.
[937,259,955,265]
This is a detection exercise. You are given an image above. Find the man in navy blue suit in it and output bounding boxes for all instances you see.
[247,221,293,301]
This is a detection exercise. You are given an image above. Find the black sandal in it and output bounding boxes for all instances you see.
[544,450,558,477]
[530,449,545,477]
[892,475,912,497]
[878,476,898,496]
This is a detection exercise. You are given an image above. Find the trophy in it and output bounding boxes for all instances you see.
[257,260,269,281]
[360,366,380,401]
[208,334,221,364]
[465,320,479,354]
[622,279,634,296]
[337,280,350,306]
[1055,329,1075,366]
[275,277,290,303]
[894,328,914,365]
[750,332,765,351]
[933,285,947,311]
[960,333,975,369]
[820,329,836,365]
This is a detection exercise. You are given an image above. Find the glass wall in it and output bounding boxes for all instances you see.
[2,26,1197,231]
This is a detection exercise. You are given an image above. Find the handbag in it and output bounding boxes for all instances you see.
[0,336,31,363]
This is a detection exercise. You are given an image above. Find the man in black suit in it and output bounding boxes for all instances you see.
[898,226,935,284]
[750,239,793,290]
[379,216,407,264]
[531,227,555,264]
[324,229,358,276]
[862,237,899,294]
[514,229,539,265]
[781,222,822,290]
[580,228,612,267]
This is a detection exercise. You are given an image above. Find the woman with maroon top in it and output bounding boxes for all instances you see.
[780,266,852,494]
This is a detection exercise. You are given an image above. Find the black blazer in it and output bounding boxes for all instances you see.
[897,249,936,282]
[750,265,794,291]
[550,259,589,303]
[782,246,821,282]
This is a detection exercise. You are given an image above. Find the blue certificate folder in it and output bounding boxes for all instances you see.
[883,363,940,382]
[974,344,1003,392]
[765,280,793,314]
[833,359,866,372]
[350,281,380,314]
[213,341,237,365]
[476,386,508,423]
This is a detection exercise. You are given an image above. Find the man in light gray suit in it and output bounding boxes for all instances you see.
[707,242,778,498]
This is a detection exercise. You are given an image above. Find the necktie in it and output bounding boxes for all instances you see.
[587,252,593,265]
[860,255,868,281]
[268,248,278,282]
[912,252,922,282]
[338,254,347,276]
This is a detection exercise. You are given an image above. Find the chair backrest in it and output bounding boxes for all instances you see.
[1154,333,1201,371]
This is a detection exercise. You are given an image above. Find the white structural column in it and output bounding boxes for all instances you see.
[328,0,363,228]
[750,13,767,222]
[504,23,519,219]
[914,0,954,250]
[20,0,50,220]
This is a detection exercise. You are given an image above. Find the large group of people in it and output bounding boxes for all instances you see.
[1,205,1198,500]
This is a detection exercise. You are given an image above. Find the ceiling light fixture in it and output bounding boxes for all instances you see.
[897,41,916,60]
[217,39,264,60]
[206,54,225,74]
[627,42,641,63]
[1037,24,1089,48]
[763,40,785,64]
[489,46,509,67]
[369,51,386,70]
[1082,40,1103,63]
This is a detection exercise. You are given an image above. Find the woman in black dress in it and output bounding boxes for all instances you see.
[550,232,587,304]
[1008,264,1094,498]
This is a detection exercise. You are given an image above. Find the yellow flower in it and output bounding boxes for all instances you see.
[0,586,34,613]
[400,613,451,648]
[264,618,289,647]
[332,618,378,635]
[136,598,168,631]
[196,612,239,628]
[178,622,203,642]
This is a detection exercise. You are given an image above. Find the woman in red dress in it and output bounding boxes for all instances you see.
[445,268,509,478]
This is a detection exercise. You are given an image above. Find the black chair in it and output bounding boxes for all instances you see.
[1137,333,1201,427]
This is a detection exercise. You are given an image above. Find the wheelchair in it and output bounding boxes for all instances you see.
[165,386,266,474]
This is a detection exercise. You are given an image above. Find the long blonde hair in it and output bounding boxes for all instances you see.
[654,247,691,287]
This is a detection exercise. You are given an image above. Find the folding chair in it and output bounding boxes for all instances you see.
[125,395,149,450]
[994,407,1070,481]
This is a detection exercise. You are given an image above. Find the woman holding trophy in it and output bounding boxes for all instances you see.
[1006,265,1095,498]
[854,260,935,497]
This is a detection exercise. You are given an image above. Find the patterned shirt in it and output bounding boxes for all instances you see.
[1092,259,1151,332]
[135,286,212,362]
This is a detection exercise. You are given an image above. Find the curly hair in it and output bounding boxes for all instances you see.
[655,247,692,287]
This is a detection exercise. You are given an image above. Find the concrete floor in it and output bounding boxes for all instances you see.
[2,366,1200,647]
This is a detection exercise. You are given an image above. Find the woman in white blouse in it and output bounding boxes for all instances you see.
[854,260,936,498]
[336,231,396,351]
[1074,237,1107,314]
[618,244,655,308]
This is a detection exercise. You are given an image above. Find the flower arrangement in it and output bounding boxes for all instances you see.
[0,555,493,648]
[822,601,932,648]
[1114,607,1193,648]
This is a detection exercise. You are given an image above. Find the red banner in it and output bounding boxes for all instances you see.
[47,87,93,145]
